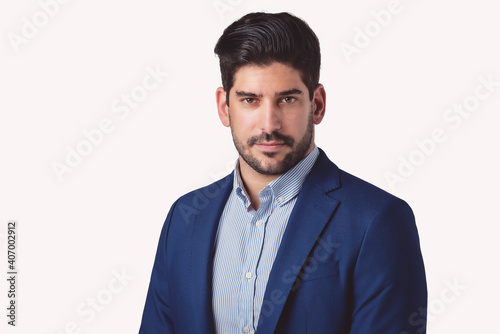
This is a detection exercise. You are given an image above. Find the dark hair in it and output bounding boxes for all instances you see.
[214,12,321,104]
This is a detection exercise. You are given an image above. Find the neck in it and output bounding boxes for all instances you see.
[238,160,279,210]
[237,144,315,210]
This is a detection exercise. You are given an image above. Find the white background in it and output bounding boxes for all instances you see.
[1,0,499,333]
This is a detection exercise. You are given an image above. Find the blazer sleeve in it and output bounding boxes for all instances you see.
[350,198,427,334]
[139,200,178,333]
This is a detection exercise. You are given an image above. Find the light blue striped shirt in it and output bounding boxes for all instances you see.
[212,145,319,334]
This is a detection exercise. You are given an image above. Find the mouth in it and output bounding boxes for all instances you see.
[255,141,286,152]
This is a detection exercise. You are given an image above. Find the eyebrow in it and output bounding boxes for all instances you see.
[235,89,303,98]
[235,91,263,98]
[276,89,303,96]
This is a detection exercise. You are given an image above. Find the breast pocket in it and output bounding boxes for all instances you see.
[300,259,339,282]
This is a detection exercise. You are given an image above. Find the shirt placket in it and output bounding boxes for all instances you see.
[238,188,273,334]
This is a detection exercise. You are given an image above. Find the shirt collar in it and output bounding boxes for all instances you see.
[232,145,319,209]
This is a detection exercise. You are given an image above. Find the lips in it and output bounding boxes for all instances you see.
[255,142,285,151]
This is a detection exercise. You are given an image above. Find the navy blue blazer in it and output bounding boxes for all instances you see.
[139,149,427,333]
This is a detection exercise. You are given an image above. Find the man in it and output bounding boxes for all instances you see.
[139,12,427,334]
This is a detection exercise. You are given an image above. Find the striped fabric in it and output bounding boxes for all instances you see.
[212,145,319,334]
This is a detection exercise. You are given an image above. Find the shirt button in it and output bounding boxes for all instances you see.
[245,272,252,279]
[243,326,250,333]
[278,196,285,202]
[256,220,263,227]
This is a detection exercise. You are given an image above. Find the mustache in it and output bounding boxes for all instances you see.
[247,131,295,147]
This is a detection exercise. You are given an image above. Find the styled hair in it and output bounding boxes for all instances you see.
[214,12,321,104]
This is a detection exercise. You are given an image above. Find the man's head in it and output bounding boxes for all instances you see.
[214,12,326,177]
[214,12,321,103]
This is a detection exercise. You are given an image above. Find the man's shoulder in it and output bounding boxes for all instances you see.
[314,149,411,214]
[312,159,416,238]
[335,168,414,222]
[339,169,398,201]
[160,173,234,228]
[176,172,233,204]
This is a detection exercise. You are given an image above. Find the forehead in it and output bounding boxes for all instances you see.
[232,62,306,93]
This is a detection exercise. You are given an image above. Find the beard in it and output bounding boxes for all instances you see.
[230,111,314,176]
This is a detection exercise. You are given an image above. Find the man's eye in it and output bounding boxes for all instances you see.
[282,97,296,103]
[243,98,256,104]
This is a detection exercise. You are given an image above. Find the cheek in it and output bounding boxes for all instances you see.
[231,112,259,132]
[283,112,310,134]
[230,117,253,139]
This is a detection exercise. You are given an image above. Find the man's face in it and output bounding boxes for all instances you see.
[217,62,325,176]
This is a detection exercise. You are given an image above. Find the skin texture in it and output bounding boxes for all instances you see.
[216,62,326,209]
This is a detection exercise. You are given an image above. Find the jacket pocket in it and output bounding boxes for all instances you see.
[299,259,339,282]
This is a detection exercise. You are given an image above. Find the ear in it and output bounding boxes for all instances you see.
[216,87,230,127]
[312,84,326,125]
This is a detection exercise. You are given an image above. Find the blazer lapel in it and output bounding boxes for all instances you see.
[188,174,233,332]
[256,149,341,333]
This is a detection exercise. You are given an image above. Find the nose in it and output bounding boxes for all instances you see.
[258,100,281,133]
